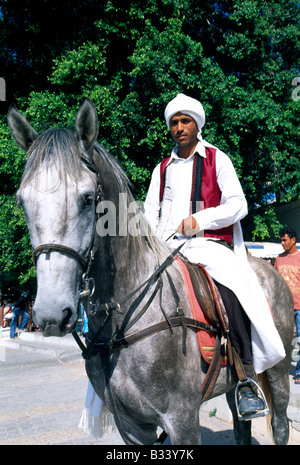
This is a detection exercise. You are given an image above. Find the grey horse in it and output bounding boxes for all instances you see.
[8,98,294,445]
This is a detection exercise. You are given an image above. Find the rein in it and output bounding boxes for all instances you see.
[30,154,191,357]
[76,316,217,357]
[72,240,194,360]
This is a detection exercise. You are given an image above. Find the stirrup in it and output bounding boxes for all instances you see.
[235,377,271,421]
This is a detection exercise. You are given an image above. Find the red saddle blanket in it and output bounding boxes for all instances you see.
[176,257,228,365]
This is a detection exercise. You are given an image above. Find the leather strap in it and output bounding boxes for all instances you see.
[110,316,218,351]
[227,338,247,382]
[201,335,223,403]
[75,315,218,359]
[33,243,87,269]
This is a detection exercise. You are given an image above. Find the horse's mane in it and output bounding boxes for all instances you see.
[17,128,178,274]
[93,144,179,274]
[18,128,94,193]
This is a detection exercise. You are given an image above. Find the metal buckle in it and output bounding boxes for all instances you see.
[79,274,95,299]
[235,377,271,421]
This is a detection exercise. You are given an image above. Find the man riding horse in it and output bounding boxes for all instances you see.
[144,93,286,418]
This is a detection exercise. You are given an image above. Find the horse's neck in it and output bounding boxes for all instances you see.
[113,236,155,297]
[93,235,155,306]
[87,234,158,341]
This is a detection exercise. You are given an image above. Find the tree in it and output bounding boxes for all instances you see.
[0,115,34,287]
[46,0,300,227]
[0,0,299,288]
[0,0,106,114]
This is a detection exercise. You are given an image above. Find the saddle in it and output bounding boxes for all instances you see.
[185,261,229,335]
[176,256,247,401]
[176,257,228,358]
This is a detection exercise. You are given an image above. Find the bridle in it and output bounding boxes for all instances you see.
[32,241,97,302]
[30,154,196,348]
[33,243,89,270]
[30,153,223,446]
[31,155,104,302]
[30,153,192,349]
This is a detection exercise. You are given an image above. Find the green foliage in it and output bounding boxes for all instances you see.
[0,0,299,287]
[19,91,77,131]
[0,117,27,194]
[252,206,282,241]
[51,42,108,91]
[0,116,35,287]
[0,195,35,286]
[0,0,106,107]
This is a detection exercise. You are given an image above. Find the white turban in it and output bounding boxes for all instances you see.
[164,94,206,135]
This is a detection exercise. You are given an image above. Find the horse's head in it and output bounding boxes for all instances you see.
[8,99,99,336]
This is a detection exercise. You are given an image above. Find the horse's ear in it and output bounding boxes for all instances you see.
[7,104,38,151]
[76,98,99,154]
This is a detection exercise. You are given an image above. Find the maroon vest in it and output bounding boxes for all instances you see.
[159,147,233,245]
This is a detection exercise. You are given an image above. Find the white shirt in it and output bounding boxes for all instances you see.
[144,139,248,243]
[145,140,286,373]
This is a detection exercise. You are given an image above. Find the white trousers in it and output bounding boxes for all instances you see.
[171,237,286,374]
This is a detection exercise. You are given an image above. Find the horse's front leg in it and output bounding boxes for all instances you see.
[117,419,159,445]
[162,407,202,445]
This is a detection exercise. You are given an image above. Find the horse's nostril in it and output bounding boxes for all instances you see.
[61,307,73,328]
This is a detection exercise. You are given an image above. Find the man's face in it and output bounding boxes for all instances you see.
[280,234,296,253]
[169,112,198,149]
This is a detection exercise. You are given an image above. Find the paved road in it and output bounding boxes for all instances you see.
[0,341,279,447]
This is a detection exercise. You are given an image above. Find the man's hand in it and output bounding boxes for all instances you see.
[176,215,200,236]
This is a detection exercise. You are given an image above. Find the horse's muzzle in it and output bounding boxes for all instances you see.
[43,324,68,337]
[33,305,77,337]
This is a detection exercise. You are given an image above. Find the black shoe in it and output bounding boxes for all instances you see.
[238,389,265,416]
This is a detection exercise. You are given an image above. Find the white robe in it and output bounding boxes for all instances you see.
[144,140,286,373]
[172,236,285,373]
